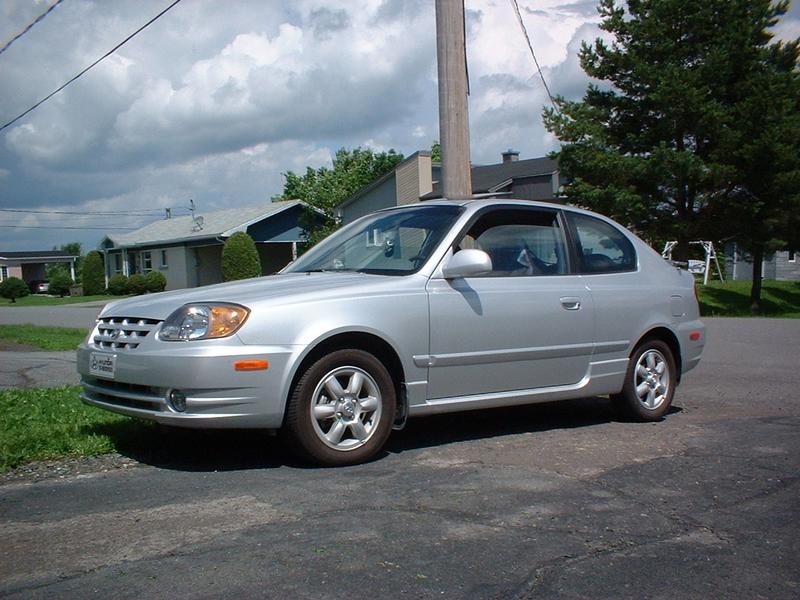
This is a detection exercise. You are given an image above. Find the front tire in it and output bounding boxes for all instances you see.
[612,340,676,421]
[284,349,396,466]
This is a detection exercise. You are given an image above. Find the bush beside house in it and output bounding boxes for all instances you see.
[48,271,73,297]
[144,271,166,293]
[0,277,30,303]
[82,251,105,295]
[107,274,128,295]
[222,232,262,281]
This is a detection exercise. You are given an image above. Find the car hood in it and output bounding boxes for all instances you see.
[99,272,400,320]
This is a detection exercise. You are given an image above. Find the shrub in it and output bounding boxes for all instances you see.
[82,251,105,295]
[221,232,261,281]
[126,273,148,295]
[0,277,30,303]
[48,271,74,297]
[144,270,167,293]
[107,274,128,295]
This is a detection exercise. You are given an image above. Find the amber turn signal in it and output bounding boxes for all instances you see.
[234,359,269,371]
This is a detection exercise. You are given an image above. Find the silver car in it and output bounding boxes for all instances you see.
[77,199,705,466]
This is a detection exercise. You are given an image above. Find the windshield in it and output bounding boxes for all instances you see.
[285,204,463,275]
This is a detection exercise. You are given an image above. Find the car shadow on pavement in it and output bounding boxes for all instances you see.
[85,398,682,472]
[86,421,291,472]
[387,397,683,455]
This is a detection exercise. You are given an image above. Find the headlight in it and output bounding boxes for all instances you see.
[159,303,250,341]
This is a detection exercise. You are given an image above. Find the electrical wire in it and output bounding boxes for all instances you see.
[508,0,559,113]
[0,0,66,56]
[0,0,184,133]
[0,225,135,230]
[0,208,189,216]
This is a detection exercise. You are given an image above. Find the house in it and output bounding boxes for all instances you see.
[0,250,77,288]
[336,150,561,224]
[724,243,800,281]
[100,200,310,290]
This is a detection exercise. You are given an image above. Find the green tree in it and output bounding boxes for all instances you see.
[60,242,83,282]
[82,251,105,296]
[543,0,799,292]
[221,232,262,281]
[278,147,404,245]
[0,277,29,303]
[430,141,441,163]
[717,21,800,310]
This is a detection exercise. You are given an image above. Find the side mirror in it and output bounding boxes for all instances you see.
[442,249,493,279]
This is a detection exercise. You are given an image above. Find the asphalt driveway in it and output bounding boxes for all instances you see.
[0,301,105,389]
[0,317,798,599]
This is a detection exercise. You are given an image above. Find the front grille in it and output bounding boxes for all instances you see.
[93,316,162,351]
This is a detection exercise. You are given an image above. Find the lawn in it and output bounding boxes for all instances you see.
[1,294,127,307]
[697,279,800,317]
[0,386,154,473]
[0,324,88,351]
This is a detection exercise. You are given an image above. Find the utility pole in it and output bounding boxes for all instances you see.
[435,0,472,198]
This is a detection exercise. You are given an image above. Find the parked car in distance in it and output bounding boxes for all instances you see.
[77,199,705,466]
[29,280,49,294]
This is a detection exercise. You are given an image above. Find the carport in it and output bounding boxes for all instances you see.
[0,250,78,286]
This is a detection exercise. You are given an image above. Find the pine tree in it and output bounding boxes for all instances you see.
[544,0,799,308]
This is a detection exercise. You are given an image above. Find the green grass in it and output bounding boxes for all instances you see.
[2,294,128,307]
[0,386,153,473]
[698,279,800,317]
[0,324,88,351]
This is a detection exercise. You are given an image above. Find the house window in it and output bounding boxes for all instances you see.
[113,253,122,274]
[160,250,168,269]
[789,250,796,263]
[0,266,7,281]
[141,251,152,272]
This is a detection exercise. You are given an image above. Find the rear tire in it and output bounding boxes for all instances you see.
[612,339,676,421]
[284,349,396,466]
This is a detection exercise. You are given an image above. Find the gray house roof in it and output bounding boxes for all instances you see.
[422,156,559,199]
[104,201,302,249]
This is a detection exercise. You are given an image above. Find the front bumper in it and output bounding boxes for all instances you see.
[77,341,298,429]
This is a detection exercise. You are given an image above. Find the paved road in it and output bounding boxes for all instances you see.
[0,302,106,389]
[1,318,798,598]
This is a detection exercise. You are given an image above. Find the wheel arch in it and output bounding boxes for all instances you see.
[633,327,682,382]
[284,331,407,425]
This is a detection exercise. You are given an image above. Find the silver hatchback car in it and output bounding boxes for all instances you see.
[78,199,705,465]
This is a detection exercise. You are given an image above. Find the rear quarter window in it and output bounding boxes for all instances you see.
[567,213,637,274]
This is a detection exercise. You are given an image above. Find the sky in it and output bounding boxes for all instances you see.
[1,0,798,253]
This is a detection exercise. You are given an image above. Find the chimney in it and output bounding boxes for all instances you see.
[502,149,519,163]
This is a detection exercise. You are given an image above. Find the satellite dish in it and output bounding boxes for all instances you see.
[192,215,205,231]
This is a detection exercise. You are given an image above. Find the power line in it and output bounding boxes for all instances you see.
[508,0,559,113]
[0,225,135,230]
[0,207,189,216]
[0,0,66,56]
[0,0,184,133]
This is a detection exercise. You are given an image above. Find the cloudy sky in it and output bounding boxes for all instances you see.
[1,0,798,252]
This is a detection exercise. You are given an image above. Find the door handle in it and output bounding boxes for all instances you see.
[560,297,581,310]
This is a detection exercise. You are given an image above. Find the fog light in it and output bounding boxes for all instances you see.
[167,389,187,412]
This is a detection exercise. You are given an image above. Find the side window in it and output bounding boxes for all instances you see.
[457,208,567,276]
[568,213,636,274]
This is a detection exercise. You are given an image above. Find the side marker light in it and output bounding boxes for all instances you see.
[235,359,269,371]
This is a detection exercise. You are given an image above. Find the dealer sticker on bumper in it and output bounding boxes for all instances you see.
[89,353,116,379]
